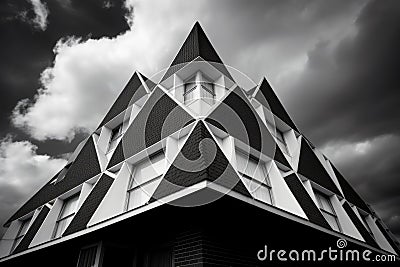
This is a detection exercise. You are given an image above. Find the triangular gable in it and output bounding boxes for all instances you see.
[107,87,194,168]
[161,22,233,82]
[97,72,149,129]
[150,121,251,201]
[5,138,101,226]
[206,86,276,159]
[297,138,342,196]
[254,78,298,132]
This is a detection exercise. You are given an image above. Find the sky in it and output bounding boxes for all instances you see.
[0,0,399,241]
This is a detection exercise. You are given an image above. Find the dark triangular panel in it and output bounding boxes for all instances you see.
[63,174,114,235]
[297,138,342,196]
[284,173,331,229]
[331,164,370,213]
[342,202,378,247]
[206,86,276,159]
[107,87,194,168]
[374,218,400,255]
[162,22,233,82]
[5,138,101,226]
[97,72,149,129]
[12,206,50,254]
[150,121,251,201]
[274,144,291,169]
[254,78,298,132]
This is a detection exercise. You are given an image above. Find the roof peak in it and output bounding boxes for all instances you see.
[161,22,233,81]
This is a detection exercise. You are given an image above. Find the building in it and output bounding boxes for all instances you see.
[0,22,399,266]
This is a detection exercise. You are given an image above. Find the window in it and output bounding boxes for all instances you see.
[77,244,101,267]
[314,191,341,232]
[11,217,32,251]
[266,121,289,155]
[183,75,196,104]
[53,194,79,238]
[183,72,215,105]
[107,123,124,153]
[236,151,273,205]
[126,151,165,210]
[360,213,374,237]
[200,82,215,105]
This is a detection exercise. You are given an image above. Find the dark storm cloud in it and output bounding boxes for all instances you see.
[327,135,400,219]
[198,0,365,82]
[0,0,129,140]
[0,0,129,237]
[281,0,400,237]
[286,0,400,145]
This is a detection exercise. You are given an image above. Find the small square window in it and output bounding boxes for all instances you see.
[107,123,124,153]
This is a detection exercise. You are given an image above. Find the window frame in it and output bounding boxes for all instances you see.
[125,150,165,211]
[314,191,342,232]
[236,150,274,205]
[53,193,80,238]
[358,210,374,237]
[11,217,32,251]
[107,122,124,153]
[183,72,215,105]
[266,120,289,155]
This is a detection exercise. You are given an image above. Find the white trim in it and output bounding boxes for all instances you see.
[0,179,394,262]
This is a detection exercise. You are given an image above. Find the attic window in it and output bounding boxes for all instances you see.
[183,72,215,105]
[107,122,124,153]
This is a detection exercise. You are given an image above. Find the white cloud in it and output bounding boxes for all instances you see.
[0,137,66,235]
[29,0,49,31]
[11,0,364,141]
[12,0,208,141]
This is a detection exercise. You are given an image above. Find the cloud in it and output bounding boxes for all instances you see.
[0,136,66,236]
[11,0,210,141]
[10,0,366,142]
[29,0,49,31]
[321,134,400,237]
[284,0,400,146]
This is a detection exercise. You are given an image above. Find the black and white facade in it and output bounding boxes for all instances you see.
[0,22,399,266]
